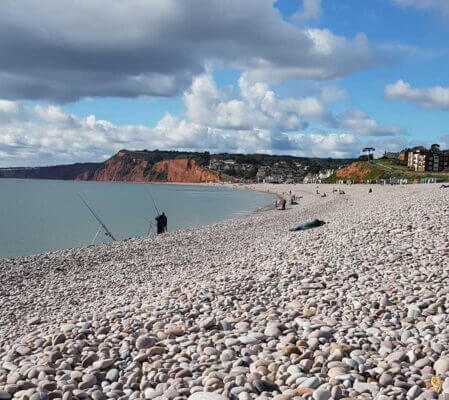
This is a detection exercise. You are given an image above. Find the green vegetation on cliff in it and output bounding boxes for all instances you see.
[326,159,449,182]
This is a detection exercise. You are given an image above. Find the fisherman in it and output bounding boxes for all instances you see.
[155,212,167,234]
[161,212,168,232]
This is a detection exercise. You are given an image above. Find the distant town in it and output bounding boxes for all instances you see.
[207,144,449,184]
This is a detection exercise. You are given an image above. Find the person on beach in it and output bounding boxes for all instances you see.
[155,212,167,234]
[440,184,449,189]
[369,188,373,193]
[280,198,286,210]
[161,212,167,232]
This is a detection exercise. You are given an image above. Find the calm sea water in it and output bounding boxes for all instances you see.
[0,179,274,259]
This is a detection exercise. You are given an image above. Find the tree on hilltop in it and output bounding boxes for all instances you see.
[362,147,375,163]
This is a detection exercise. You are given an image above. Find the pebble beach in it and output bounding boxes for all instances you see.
[1,183,449,400]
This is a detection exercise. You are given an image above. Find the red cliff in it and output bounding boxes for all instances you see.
[151,159,219,183]
[91,152,219,183]
[0,151,220,183]
[335,162,376,181]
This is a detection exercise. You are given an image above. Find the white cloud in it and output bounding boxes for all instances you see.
[0,74,406,166]
[184,73,334,132]
[0,104,359,166]
[0,100,26,124]
[392,0,449,15]
[339,110,404,136]
[385,80,449,109]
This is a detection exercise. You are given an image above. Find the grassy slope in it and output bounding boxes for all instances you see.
[326,159,449,182]
[375,159,449,180]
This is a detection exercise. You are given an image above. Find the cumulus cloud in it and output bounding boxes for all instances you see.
[385,80,449,109]
[0,100,26,124]
[184,73,336,132]
[0,74,406,166]
[0,0,408,102]
[338,110,404,136]
[392,0,449,15]
[0,102,357,166]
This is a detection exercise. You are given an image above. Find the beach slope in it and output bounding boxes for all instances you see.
[0,184,448,399]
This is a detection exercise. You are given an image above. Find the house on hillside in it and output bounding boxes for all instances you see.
[407,145,449,172]
[399,149,410,163]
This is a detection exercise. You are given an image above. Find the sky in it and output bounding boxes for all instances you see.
[1,0,449,167]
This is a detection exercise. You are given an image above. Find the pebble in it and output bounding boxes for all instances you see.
[313,389,331,400]
[136,335,156,350]
[434,358,449,376]
[0,391,11,400]
[188,393,228,400]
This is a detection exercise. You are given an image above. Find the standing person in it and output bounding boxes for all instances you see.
[281,198,286,210]
[155,212,166,234]
[161,212,168,233]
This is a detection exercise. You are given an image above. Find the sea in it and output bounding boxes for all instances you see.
[0,179,274,259]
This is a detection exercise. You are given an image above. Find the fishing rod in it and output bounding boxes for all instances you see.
[147,189,160,216]
[78,195,117,242]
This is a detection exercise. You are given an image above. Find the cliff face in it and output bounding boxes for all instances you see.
[90,151,219,183]
[335,162,376,181]
[152,159,219,183]
[0,151,219,183]
[92,152,151,182]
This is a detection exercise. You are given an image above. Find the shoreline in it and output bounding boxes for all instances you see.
[0,184,448,399]
[0,180,275,260]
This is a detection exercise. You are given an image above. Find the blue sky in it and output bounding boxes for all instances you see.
[1,0,449,166]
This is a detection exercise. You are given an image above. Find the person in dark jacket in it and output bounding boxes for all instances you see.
[155,212,167,234]
[161,212,167,232]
